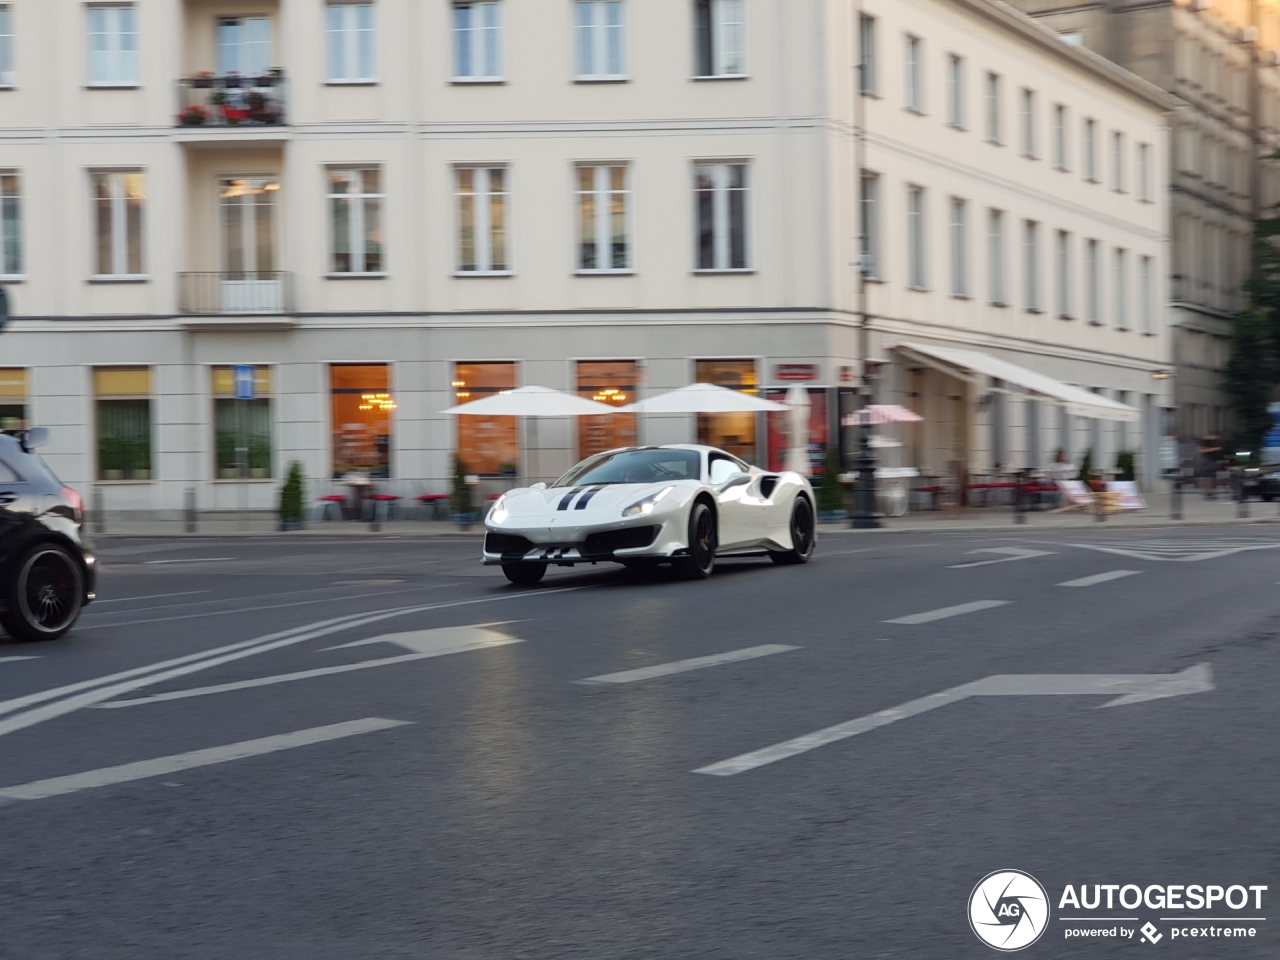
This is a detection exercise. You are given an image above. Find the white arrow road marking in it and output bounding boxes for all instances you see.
[948,548,1056,569]
[0,656,40,664]
[575,644,800,685]
[100,624,524,709]
[885,600,1011,624]
[1068,539,1280,563]
[693,663,1213,776]
[1057,570,1141,588]
[0,718,411,802]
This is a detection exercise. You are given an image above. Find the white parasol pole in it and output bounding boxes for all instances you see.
[785,384,812,476]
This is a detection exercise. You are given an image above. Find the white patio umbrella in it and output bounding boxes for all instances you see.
[841,403,925,426]
[785,384,811,476]
[441,385,618,482]
[618,382,788,413]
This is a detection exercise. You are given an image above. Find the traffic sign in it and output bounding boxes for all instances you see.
[233,365,256,400]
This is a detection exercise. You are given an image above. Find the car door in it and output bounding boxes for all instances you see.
[709,453,767,549]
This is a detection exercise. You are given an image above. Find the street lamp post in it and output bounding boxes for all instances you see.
[850,262,880,529]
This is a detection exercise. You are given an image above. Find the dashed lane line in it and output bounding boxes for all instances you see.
[884,600,1011,625]
[575,644,800,685]
[0,656,40,664]
[1057,570,1141,588]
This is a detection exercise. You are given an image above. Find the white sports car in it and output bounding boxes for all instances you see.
[482,444,816,584]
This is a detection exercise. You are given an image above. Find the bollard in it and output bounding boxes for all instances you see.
[184,486,197,534]
[1013,474,1027,524]
[1238,484,1249,519]
[92,485,105,535]
[1170,475,1182,520]
[370,499,381,534]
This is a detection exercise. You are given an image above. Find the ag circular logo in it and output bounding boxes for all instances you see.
[968,869,1049,951]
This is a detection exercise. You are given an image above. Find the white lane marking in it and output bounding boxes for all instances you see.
[885,600,1010,624]
[102,625,523,708]
[575,644,800,685]
[143,558,236,564]
[78,587,429,630]
[0,656,40,663]
[0,588,582,738]
[91,591,212,605]
[948,548,1055,569]
[694,664,1214,776]
[1057,570,1141,588]
[1068,539,1280,563]
[0,718,410,801]
[328,622,520,653]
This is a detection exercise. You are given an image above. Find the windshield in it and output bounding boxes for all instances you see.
[553,448,702,487]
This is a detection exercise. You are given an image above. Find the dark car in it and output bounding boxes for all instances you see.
[0,428,95,641]
[1260,467,1280,502]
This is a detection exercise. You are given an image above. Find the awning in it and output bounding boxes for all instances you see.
[895,342,1140,423]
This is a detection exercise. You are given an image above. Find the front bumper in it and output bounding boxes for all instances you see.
[481,516,685,565]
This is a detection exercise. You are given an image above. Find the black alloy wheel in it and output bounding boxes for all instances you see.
[502,562,547,586]
[676,502,717,580]
[1,544,85,641]
[771,496,816,565]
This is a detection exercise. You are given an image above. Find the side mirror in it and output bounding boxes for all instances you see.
[23,426,48,450]
[530,482,547,490]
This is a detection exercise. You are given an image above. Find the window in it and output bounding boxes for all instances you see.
[328,168,383,275]
[1055,230,1070,318]
[949,198,967,297]
[331,365,393,478]
[0,367,26,430]
[218,16,271,77]
[1020,89,1036,157]
[860,172,880,279]
[694,0,745,78]
[1083,118,1097,181]
[1023,220,1039,311]
[1052,104,1067,169]
[456,166,508,273]
[1140,255,1154,334]
[454,1,502,80]
[1084,238,1099,323]
[575,1,625,79]
[1112,131,1125,191]
[947,54,963,127]
[906,186,926,289]
[576,164,630,272]
[453,362,517,476]
[94,367,151,481]
[1138,142,1151,201]
[988,208,1005,305]
[92,171,145,278]
[212,366,273,479]
[0,172,20,277]
[326,3,375,82]
[577,360,637,457]
[695,359,757,463]
[859,14,876,95]
[1113,248,1127,328]
[985,72,1000,143]
[904,35,922,112]
[88,5,138,86]
[0,5,13,87]
[695,162,748,271]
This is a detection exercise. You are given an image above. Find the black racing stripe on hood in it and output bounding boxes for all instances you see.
[557,487,583,511]
[574,484,608,510]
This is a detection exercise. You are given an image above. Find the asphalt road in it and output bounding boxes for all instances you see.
[1,526,1278,959]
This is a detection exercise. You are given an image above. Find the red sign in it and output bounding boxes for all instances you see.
[775,363,818,381]
[839,365,857,382]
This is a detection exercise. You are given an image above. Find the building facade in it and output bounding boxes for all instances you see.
[1009,0,1280,449]
[0,0,1171,523]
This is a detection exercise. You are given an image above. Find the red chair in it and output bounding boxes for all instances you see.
[364,493,401,522]
[315,494,345,522]
[416,493,450,520]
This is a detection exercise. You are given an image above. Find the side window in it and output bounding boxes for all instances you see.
[708,454,742,484]
[0,458,19,483]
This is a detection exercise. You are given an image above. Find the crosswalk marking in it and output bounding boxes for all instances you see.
[1068,538,1280,563]
[885,600,1010,625]
[0,718,411,802]
[575,644,799,685]
[1057,570,1141,588]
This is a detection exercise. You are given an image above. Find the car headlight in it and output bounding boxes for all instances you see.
[622,485,675,517]
[489,495,507,523]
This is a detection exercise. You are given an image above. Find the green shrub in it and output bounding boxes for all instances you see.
[451,456,475,516]
[1079,448,1094,480]
[817,446,845,513]
[279,461,305,523]
[1114,450,1136,482]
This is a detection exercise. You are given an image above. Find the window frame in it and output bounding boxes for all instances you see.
[575,0,626,81]
[93,366,153,483]
[693,0,746,80]
[988,208,1005,306]
[1138,142,1152,201]
[575,162,632,274]
[1113,247,1128,329]
[948,196,967,298]
[1084,237,1100,324]
[0,4,14,88]
[1112,130,1126,192]
[984,72,1001,144]
[1083,118,1098,182]
[904,34,923,113]
[860,171,881,280]
[1023,219,1040,313]
[1020,88,1036,158]
[1052,104,1067,170]
[906,184,926,290]
[946,54,964,128]
[210,365,275,481]
[326,2,377,83]
[0,170,21,279]
[327,167,385,277]
[1055,229,1070,319]
[86,3,139,88]
[91,170,146,280]
[453,0,504,82]
[1139,254,1154,334]
[454,165,511,275]
[858,13,877,96]
[693,160,750,272]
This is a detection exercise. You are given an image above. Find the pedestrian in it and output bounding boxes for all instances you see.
[1197,432,1223,499]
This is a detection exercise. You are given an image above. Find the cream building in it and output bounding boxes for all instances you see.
[0,0,1171,523]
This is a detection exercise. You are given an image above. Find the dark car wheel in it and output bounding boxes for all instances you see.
[771,496,816,565]
[502,563,547,586]
[1,544,85,642]
[675,502,717,580]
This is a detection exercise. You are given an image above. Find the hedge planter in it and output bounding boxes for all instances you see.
[279,520,303,532]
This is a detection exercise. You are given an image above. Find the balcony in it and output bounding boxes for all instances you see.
[176,73,288,128]
[179,271,295,316]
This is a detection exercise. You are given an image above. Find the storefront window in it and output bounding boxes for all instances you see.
[454,361,518,476]
[764,388,828,473]
[95,367,152,481]
[212,366,273,479]
[0,367,26,429]
[576,360,636,459]
[331,364,394,478]
[695,359,757,463]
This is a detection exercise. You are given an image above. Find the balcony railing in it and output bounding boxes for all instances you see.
[176,73,288,128]
[179,272,295,315]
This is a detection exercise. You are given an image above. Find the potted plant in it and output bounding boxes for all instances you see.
[177,105,208,126]
[816,446,845,523]
[191,71,215,89]
[224,70,242,88]
[1079,449,1104,492]
[257,67,283,86]
[279,460,305,531]
[1114,450,1136,483]
[450,456,478,529]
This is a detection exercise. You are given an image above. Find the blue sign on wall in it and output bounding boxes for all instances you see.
[233,365,256,400]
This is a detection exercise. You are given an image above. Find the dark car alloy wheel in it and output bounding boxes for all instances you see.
[676,502,717,580]
[771,496,815,565]
[3,544,85,641]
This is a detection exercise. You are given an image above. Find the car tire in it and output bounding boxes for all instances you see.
[501,563,547,586]
[771,496,816,565]
[675,502,717,580]
[0,543,85,642]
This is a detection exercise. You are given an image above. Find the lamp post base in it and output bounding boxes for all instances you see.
[849,435,881,529]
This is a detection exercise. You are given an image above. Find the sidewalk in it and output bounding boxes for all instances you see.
[89,488,1280,538]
